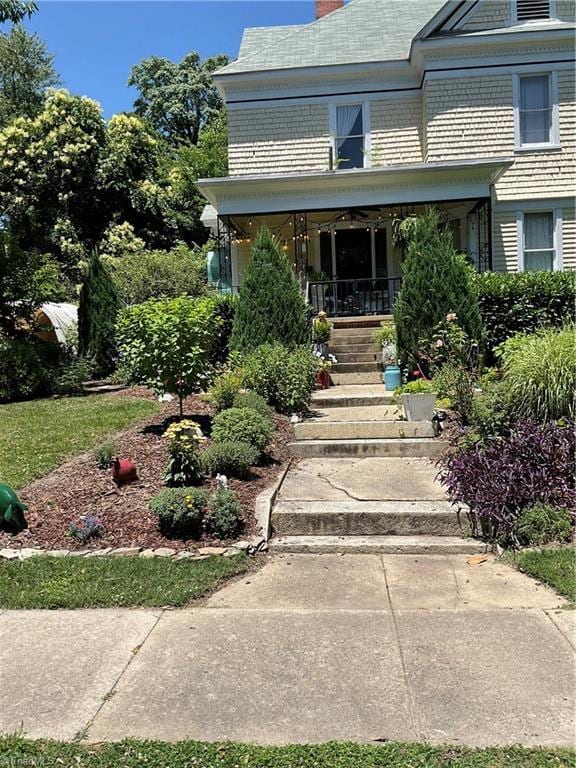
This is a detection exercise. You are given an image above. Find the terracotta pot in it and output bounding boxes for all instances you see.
[112,458,138,485]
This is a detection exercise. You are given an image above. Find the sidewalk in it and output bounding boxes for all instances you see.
[1,553,574,747]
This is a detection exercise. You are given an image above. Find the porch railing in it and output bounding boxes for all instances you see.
[307,277,402,317]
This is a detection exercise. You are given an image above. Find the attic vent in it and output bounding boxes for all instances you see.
[515,0,551,21]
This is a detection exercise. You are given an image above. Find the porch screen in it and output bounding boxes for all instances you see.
[523,212,555,271]
[519,75,552,145]
[336,104,364,169]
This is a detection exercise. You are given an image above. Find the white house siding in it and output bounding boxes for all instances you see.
[228,104,330,176]
[370,98,424,164]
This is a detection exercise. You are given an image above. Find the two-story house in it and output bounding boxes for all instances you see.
[198,0,575,316]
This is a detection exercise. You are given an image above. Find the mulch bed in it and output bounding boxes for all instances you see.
[0,388,294,552]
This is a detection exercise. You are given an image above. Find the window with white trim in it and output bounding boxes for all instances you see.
[522,211,557,271]
[334,104,365,169]
[514,0,552,22]
[517,74,554,146]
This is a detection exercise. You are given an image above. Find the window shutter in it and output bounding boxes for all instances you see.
[516,0,551,21]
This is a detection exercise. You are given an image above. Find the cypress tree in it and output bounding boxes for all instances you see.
[230,227,309,352]
[78,252,120,375]
[393,208,483,367]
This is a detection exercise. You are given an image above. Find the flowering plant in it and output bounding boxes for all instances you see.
[67,515,104,543]
[312,314,332,344]
[418,313,479,375]
[315,352,337,370]
[164,420,205,487]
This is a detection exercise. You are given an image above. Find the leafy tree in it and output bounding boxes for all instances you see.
[0,25,60,128]
[128,51,228,146]
[0,0,36,23]
[393,208,483,370]
[78,252,120,376]
[117,296,221,416]
[230,227,310,353]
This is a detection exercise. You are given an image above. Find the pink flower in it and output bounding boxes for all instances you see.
[446,312,457,322]
[435,339,444,348]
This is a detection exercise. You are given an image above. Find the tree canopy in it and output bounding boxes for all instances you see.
[0,0,36,23]
[128,51,228,146]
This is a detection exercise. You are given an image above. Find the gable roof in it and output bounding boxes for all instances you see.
[217,0,449,76]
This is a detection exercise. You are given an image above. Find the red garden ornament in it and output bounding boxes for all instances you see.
[112,458,138,485]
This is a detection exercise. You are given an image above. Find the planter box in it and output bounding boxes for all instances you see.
[401,393,437,422]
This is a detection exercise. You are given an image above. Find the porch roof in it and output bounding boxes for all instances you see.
[197,157,513,217]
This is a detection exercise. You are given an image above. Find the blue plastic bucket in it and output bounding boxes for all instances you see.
[384,364,402,391]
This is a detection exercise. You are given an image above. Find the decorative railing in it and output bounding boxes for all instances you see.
[307,277,402,317]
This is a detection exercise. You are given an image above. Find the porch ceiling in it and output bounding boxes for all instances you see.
[197,157,513,217]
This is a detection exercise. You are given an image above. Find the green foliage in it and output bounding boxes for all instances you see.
[513,547,575,603]
[93,441,116,470]
[466,380,512,445]
[54,356,94,395]
[163,420,205,487]
[312,316,331,344]
[497,326,576,421]
[373,323,396,347]
[200,441,258,479]
[209,292,237,368]
[205,488,243,539]
[78,253,120,376]
[149,487,208,538]
[393,209,483,367]
[474,271,576,360]
[211,407,273,455]
[0,25,60,129]
[0,1,37,24]
[230,227,310,353]
[128,52,228,146]
[516,504,573,546]
[0,337,58,403]
[117,296,220,415]
[396,379,436,395]
[432,363,475,425]
[242,343,317,413]
[108,242,208,304]
[211,368,245,411]
[232,391,274,421]
[420,315,479,375]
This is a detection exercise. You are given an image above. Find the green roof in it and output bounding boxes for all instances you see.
[217,0,448,76]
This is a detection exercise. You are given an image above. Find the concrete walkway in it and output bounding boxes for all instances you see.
[1,553,574,747]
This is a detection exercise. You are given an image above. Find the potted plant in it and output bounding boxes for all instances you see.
[314,354,336,390]
[373,323,397,366]
[312,312,332,358]
[395,379,437,421]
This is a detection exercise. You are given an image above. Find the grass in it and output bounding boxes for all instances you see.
[0,394,158,489]
[0,736,573,767]
[512,547,576,603]
[0,554,250,609]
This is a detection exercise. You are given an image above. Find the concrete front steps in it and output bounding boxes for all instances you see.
[273,500,469,537]
[311,385,394,408]
[270,535,484,555]
[295,420,434,440]
[290,437,447,459]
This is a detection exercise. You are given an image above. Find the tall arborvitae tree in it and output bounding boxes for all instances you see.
[393,208,483,366]
[230,227,309,353]
[78,252,120,375]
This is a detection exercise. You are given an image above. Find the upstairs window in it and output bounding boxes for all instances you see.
[335,104,365,169]
[514,0,552,21]
[518,74,553,145]
[522,211,557,271]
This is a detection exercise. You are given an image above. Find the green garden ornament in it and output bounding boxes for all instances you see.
[0,483,28,532]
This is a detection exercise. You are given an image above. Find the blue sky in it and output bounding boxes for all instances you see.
[22,1,322,117]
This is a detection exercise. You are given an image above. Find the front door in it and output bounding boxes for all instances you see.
[334,228,371,280]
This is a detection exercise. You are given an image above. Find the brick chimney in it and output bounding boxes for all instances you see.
[316,0,344,19]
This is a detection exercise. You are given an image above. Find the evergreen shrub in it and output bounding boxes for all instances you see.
[149,487,208,538]
[78,253,120,376]
[242,343,317,413]
[211,407,273,455]
[205,488,243,539]
[200,441,258,479]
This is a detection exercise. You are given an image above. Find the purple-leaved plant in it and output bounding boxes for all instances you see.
[438,419,575,541]
[67,514,104,543]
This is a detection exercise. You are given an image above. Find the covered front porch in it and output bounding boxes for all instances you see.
[198,158,509,317]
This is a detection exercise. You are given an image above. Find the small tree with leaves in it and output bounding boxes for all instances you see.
[78,252,120,376]
[393,208,483,371]
[230,227,309,353]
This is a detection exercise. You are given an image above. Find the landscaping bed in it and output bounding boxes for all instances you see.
[510,547,575,603]
[0,389,293,552]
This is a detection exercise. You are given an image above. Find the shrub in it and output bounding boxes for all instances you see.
[201,441,259,479]
[466,379,512,444]
[164,420,205,487]
[432,363,475,425]
[78,253,120,376]
[211,369,245,411]
[474,271,576,360]
[67,514,104,543]
[209,293,237,368]
[496,326,575,422]
[149,487,208,538]
[93,441,116,469]
[117,296,220,416]
[393,209,483,368]
[230,227,309,353]
[242,342,317,413]
[312,316,331,344]
[0,337,58,403]
[232,391,274,422]
[211,407,273,455]
[54,357,94,395]
[419,315,479,376]
[396,379,436,395]
[517,504,574,546]
[438,419,575,542]
[205,488,243,539]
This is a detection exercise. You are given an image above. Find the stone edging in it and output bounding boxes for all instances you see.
[0,536,267,562]
[254,461,291,541]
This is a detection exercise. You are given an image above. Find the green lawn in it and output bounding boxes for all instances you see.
[0,553,250,609]
[0,737,573,768]
[0,394,158,489]
[513,547,576,603]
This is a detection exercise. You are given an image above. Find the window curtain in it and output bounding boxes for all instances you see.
[336,104,362,138]
[524,212,554,271]
[520,75,551,143]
